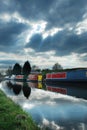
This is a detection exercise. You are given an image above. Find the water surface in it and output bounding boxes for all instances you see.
[0,80,87,130]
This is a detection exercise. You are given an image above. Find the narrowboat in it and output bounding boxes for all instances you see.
[27,73,43,82]
[15,75,24,81]
[13,73,43,82]
[27,74,38,82]
[46,69,87,86]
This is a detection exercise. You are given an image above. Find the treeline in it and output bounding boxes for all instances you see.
[6,62,64,78]
[5,60,87,80]
[6,61,31,77]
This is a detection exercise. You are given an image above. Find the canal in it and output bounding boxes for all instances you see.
[0,80,87,130]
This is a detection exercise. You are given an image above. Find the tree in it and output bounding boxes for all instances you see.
[52,63,63,71]
[32,65,37,71]
[6,66,12,77]
[12,63,22,75]
[32,65,41,72]
[22,61,31,76]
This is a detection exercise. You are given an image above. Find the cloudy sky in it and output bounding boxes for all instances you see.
[0,0,87,70]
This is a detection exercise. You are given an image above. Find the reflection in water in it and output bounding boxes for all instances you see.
[46,85,67,95]
[6,81,31,99]
[23,82,31,99]
[6,80,87,100]
[13,84,21,95]
[46,83,87,100]
[27,82,38,88]
[7,81,13,89]
[27,82,43,89]
[0,81,87,130]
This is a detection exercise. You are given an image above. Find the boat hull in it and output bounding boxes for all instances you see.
[46,79,87,86]
[46,69,87,86]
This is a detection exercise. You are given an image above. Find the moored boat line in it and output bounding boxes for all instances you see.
[46,69,87,85]
[4,68,87,86]
[5,73,43,82]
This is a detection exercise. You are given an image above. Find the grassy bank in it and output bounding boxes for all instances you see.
[0,90,40,130]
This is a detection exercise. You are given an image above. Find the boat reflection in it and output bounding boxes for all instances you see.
[46,85,67,94]
[46,83,87,100]
[6,81,87,100]
[27,82,43,89]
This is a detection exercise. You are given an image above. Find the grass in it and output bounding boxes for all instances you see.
[0,90,40,130]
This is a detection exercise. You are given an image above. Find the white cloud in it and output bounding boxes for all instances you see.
[75,16,87,35]
[31,20,47,34]
[42,118,62,130]
[0,13,11,22]
[43,27,63,39]
[23,103,35,109]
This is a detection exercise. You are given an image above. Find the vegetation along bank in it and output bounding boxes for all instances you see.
[0,90,40,130]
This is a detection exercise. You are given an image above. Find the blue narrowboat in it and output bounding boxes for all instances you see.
[46,69,87,86]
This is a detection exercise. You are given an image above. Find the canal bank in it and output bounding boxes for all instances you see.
[0,90,40,130]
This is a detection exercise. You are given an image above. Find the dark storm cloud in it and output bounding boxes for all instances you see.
[63,33,87,54]
[0,60,18,65]
[14,0,54,21]
[25,30,87,56]
[0,59,20,69]
[46,0,87,29]
[0,0,87,57]
[59,32,87,55]
[25,33,40,50]
[1,0,87,28]
[0,20,28,52]
[0,0,17,14]
[6,0,87,29]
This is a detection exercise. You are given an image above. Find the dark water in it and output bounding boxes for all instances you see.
[0,80,87,130]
